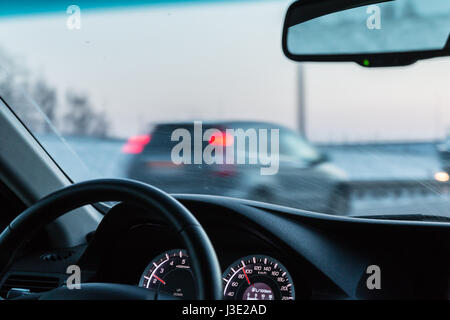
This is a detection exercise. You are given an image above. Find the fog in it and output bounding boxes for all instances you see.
[0,0,448,142]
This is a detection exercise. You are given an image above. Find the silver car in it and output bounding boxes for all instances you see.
[124,121,349,214]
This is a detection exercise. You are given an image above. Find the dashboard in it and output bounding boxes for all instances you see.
[1,194,449,299]
[83,200,322,300]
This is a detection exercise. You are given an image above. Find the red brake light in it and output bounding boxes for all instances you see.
[209,132,234,147]
[121,134,151,154]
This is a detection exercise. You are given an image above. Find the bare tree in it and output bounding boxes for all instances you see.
[64,91,110,138]
[31,79,57,131]
[0,48,57,133]
[0,47,111,138]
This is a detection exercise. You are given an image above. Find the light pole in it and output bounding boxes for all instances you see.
[297,64,306,137]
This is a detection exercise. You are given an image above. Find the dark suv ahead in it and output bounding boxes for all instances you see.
[123,121,349,214]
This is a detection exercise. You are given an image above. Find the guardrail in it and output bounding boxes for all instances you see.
[347,179,450,200]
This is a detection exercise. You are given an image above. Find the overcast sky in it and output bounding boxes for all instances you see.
[0,0,448,142]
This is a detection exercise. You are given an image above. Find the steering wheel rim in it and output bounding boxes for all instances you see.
[0,178,222,300]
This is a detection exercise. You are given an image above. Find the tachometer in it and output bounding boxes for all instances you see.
[222,255,295,300]
[139,249,196,299]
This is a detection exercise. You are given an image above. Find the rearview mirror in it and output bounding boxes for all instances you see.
[282,0,450,67]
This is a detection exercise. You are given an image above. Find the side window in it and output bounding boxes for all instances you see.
[280,131,320,162]
[280,131,300,157]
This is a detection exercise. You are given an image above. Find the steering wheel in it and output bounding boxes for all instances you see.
[0,179,223,300]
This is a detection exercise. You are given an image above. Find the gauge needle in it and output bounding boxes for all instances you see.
[153,275,166,285]
[241,267,251,285]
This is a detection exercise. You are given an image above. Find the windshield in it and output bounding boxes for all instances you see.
[0,0,449,220]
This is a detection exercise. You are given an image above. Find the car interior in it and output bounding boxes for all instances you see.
[0,0,449,302]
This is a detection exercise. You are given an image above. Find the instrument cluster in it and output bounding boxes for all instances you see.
[138,249,295,300]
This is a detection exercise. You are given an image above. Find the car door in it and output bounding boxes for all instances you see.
[274,130,334,212]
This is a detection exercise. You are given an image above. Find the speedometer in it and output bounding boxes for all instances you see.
[222,255,295,300]
[139,249,196,299]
